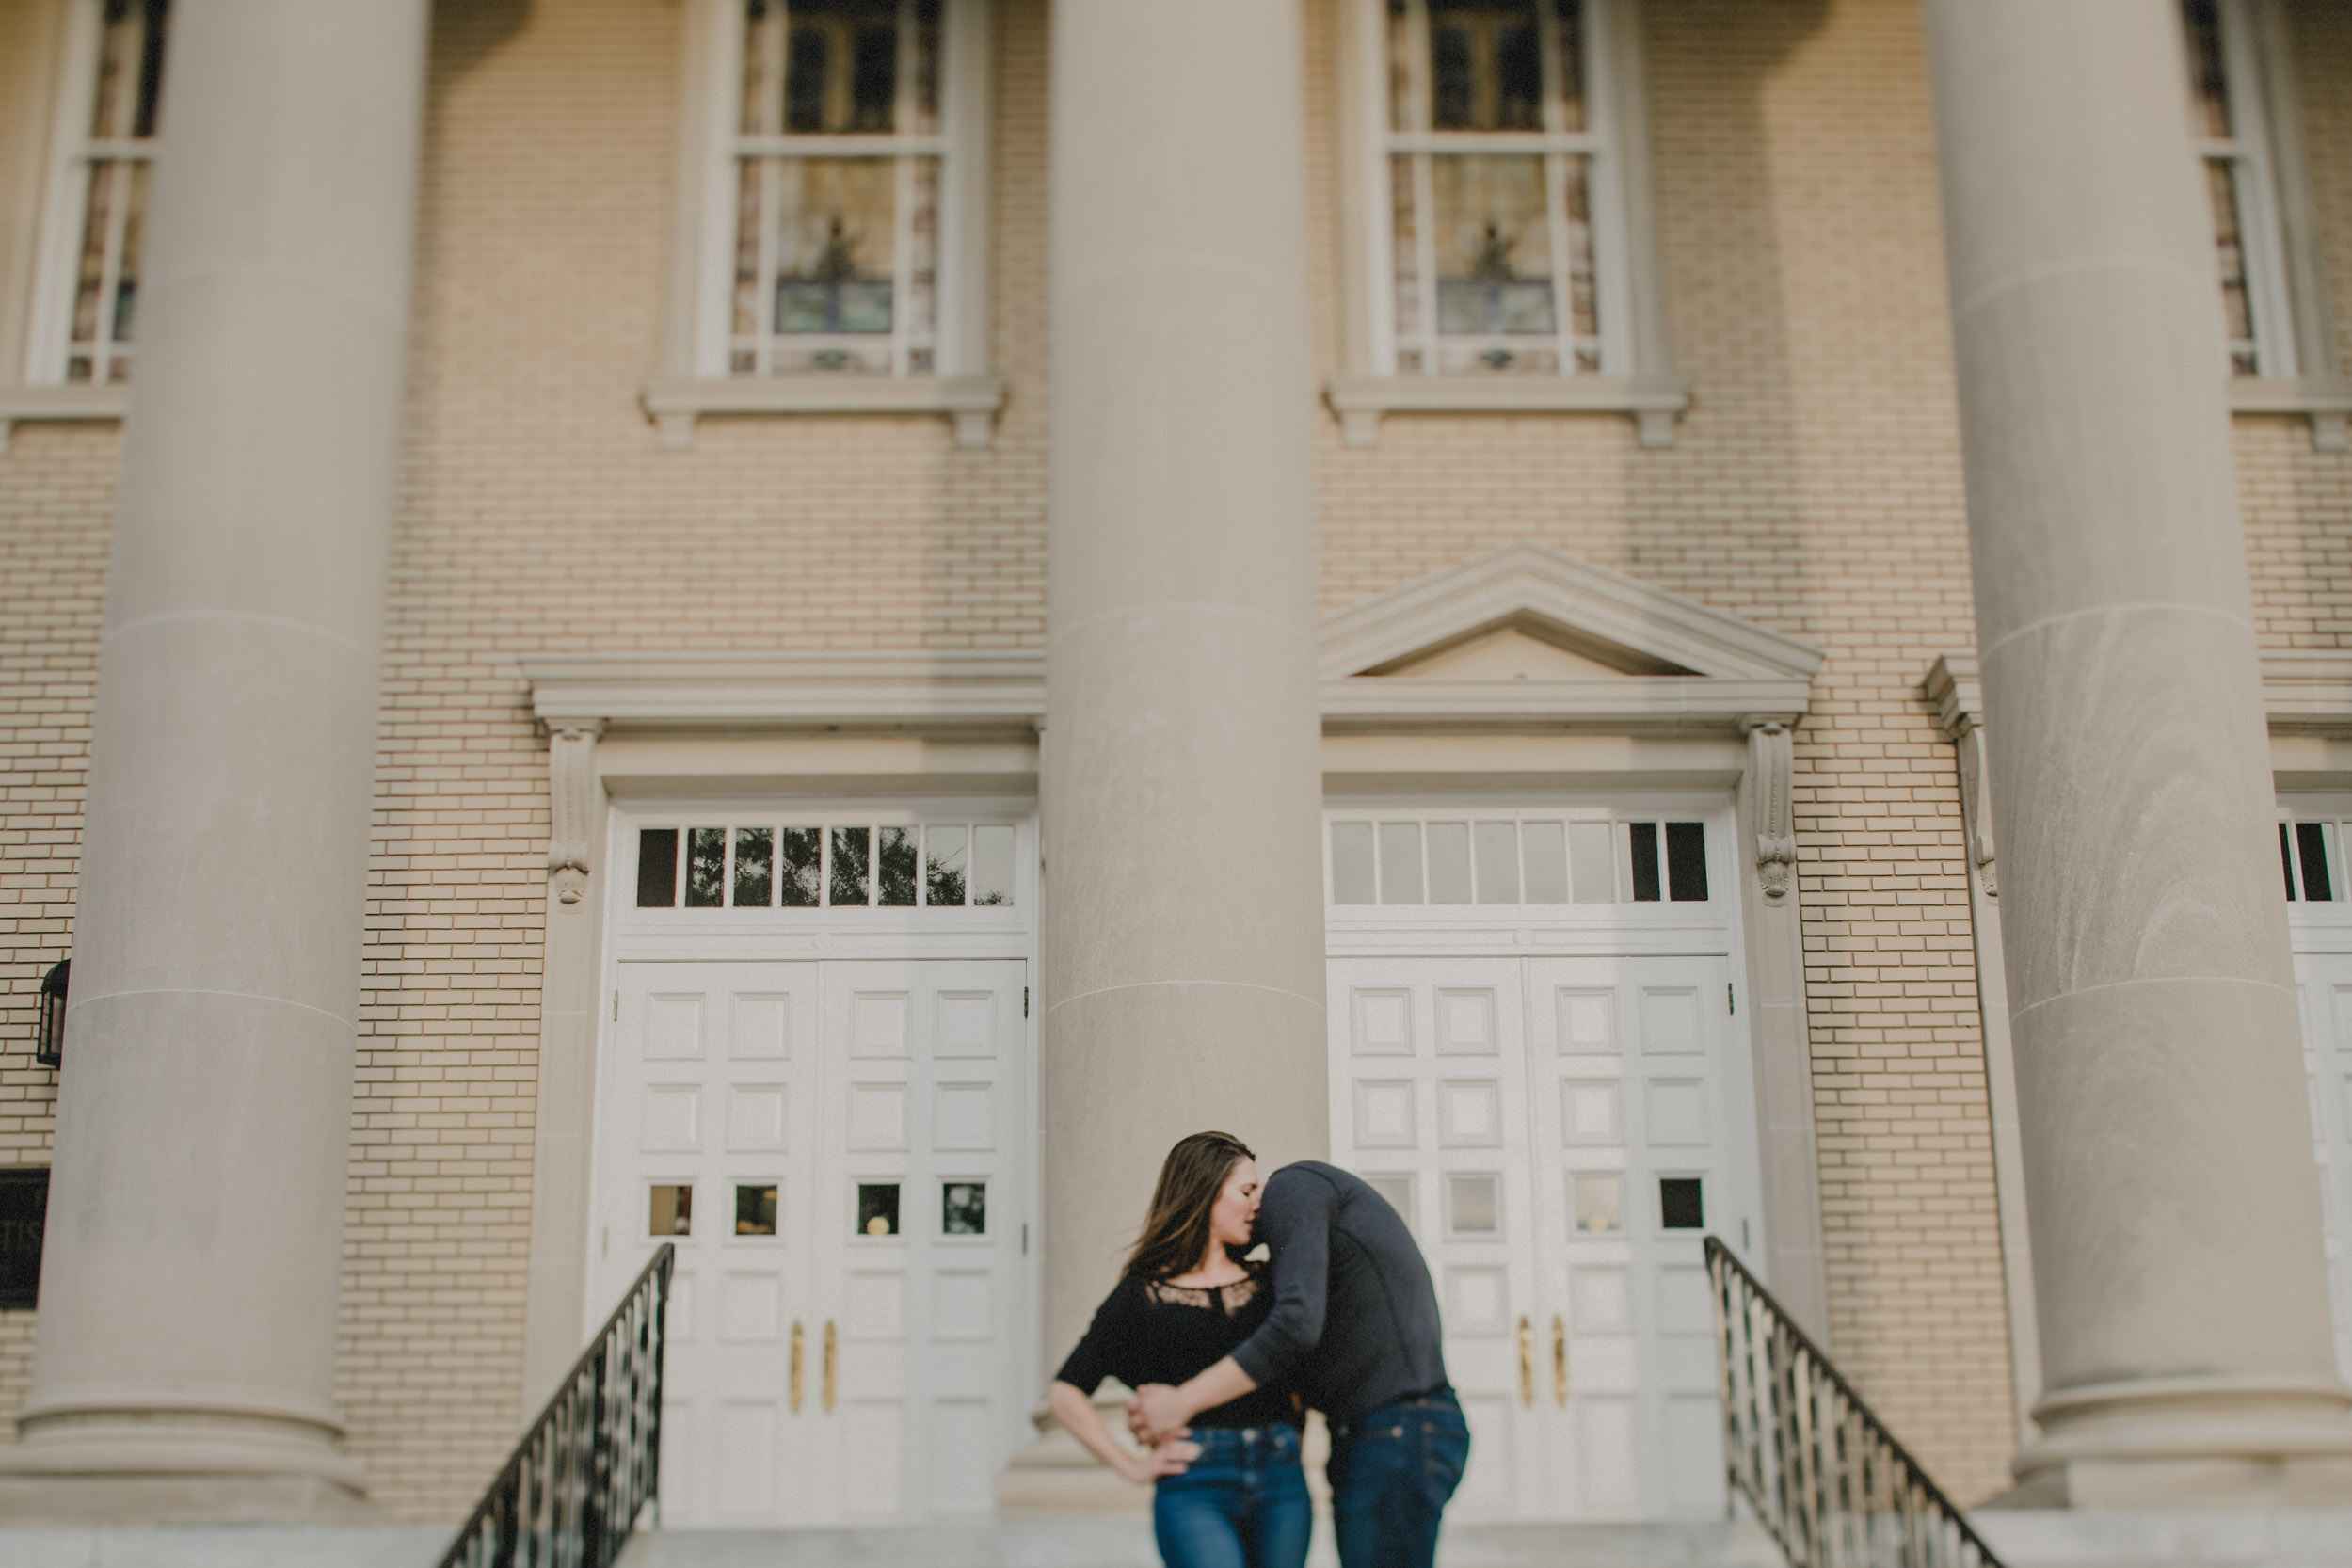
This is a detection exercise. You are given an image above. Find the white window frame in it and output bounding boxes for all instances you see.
[1328,0,1683,448]
[2189,0,2297,381]
[23,0,159,390]
[2196,0,2352,452]
[645,0,1000,450]
[1370,0,1632,381]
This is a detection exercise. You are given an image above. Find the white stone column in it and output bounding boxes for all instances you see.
[0,0,429,1520]
[1039,0,1329,1367]
[1924,0,2352,1506]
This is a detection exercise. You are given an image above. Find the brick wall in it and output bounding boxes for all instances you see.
[0,420,109,1458]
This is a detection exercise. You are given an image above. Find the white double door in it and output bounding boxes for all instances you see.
[1327,952,1764,1522]
[588,958,1030,1528]
[2288,947,2352,1384]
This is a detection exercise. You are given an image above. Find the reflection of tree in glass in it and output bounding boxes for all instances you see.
[734,827,774,909]
[831,827,870,905]
[687,827,727,907]
[942,1181,986,1236]
[924,825,968,906]
[780,827,823,906]
[878,826,919,905]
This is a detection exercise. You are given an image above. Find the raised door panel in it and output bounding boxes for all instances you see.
[1526,954,1750,1521]
[1326,956,1540,1519]
[596,963,822,1528]
[812,960,1029,1525]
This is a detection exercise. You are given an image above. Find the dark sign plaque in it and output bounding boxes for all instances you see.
[0,1170,47,1310]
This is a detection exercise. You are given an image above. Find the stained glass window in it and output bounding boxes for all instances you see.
[730,0,942,376]
[1384,0,1605,376]
[46,0,170,385]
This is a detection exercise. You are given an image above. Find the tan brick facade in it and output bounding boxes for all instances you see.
[0,0,2345,1523]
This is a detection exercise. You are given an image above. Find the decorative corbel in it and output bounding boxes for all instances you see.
[1953,721,1996,898]
[1743,718,1798,903]
[1924,656,1995,898]
[547,721,606,905]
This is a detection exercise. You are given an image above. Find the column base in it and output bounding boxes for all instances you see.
[2000,1374,2352,1509]
[997,1386,1150,1519]
[0,1402,372,1524]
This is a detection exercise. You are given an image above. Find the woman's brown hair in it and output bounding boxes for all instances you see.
[1125,1130,1256,1280]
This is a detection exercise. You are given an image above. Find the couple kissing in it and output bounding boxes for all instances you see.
[1051,1131,1470,1568]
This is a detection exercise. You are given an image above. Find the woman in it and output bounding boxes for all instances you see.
[1051,1131,1309,1568]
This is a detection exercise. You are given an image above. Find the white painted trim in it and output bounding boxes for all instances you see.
[1321,677,1807,734]
[2209,0,2298,381]
[637,372,1008,450]
[1316,540,1826,685]
[1332,0,1677,447]
[663,0,997,441]
[2249,651,2352,736]
[526,651,1046,732]
[0,380,126,456]
[2247,1,2337,388]
[525,552,1823,743]
[0,0,70,393]
[1323,371,1690,448]
[2230,375,2352,453]
[1926,653,2044,1450]
[21,0,102,388]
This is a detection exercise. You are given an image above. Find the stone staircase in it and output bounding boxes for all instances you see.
[8,1512,2352,1568]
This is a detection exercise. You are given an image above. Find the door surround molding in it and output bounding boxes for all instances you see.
[518,546,1831,1405]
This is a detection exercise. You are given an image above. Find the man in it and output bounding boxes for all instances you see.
[1131,1160,1468,1568]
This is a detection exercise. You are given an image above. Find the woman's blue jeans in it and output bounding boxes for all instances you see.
[1152,1423,1311,1568]
[1325,1389,1470,1568]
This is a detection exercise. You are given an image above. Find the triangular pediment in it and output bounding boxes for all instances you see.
[1320,542,1823,685]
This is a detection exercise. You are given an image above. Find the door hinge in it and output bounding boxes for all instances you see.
[614,992,620,1022]
[1023,986,1030,1018]
[1021,1223,1029,1256]
[1727,983,1735,1016]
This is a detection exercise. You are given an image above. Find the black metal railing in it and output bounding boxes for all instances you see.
[439,1243,674,1568]
[1707,1237,2007,1568]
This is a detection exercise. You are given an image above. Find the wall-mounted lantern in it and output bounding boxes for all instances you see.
[34,960,65,1070]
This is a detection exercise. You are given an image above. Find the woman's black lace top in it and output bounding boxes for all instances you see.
[1054,1271,1300,1429]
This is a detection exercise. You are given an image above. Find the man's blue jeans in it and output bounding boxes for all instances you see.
[1325,1390,1470,1568]
[1153,1423,1312,1568]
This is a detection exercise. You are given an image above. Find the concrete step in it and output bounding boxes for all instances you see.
[613,1519,1785,1568]
[4,1509,2351,1568]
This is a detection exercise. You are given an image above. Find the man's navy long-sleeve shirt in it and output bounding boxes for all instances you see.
[1227,1161,1448,1424]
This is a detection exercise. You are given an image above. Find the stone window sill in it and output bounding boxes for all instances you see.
[1324,373,1691,450]
[2231,376,2352,452]
[0,384,129,456]
[640,375,1008,451]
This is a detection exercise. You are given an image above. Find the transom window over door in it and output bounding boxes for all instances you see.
[718,0,957,377]
[1378,0,1627,376]
[26,0,172,385]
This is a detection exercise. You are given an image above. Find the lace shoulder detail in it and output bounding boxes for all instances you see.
[1145,1272,1264,1315]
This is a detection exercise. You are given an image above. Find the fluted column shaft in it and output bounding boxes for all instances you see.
[3,0,429,1518]
[1039,0,1330,1365]
[1924,0,2352,1505]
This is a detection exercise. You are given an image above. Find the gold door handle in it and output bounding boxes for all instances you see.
[1552,1315,1569,1406]
[1517,1317,1533,1407]
[823,1320,838,1413]
[790,1320,805,1413]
